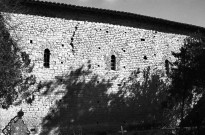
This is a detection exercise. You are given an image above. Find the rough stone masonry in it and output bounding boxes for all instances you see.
[0,12,187,134]
[0,2,197,134]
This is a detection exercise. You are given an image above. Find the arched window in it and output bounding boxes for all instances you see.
[165,59,169,75]
[111,55,116,70]
[44,49,50,68]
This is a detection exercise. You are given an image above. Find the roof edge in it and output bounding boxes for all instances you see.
[3,0,205,36]
[25,0,205,30]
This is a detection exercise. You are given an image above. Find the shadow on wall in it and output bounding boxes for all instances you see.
[36,65,169,135]
[109,67,170,130]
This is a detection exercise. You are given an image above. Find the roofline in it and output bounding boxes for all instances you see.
[6,0,205,36]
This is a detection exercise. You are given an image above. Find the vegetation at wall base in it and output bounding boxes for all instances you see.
[166,33,205,135]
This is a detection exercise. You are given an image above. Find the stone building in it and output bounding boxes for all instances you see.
[0,0,205,134]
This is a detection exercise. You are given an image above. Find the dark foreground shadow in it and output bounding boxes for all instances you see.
[179,94,205,135]
[109,67,169,130]
[38,66,168,135]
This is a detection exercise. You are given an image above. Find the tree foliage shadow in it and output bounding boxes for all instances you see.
[109,67,169,130]
[38,66,169,135]
[38,65,114,135]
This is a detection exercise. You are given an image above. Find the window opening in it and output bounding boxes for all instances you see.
[165,59,169,75]
[44,49,50,68]
[111,55,116,70]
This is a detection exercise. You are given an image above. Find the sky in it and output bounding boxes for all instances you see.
[42,0,205,28]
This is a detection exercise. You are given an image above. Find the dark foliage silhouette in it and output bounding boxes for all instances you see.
[38,66,169,135]
[180,94,205,135]
[166,34,205,134]
[0,1,36,109]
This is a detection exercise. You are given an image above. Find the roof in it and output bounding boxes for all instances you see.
[7,0,205,35]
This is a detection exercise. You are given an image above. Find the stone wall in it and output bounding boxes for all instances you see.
[0,13,187,134]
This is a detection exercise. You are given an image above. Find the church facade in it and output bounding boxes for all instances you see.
[1,0,205,134]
